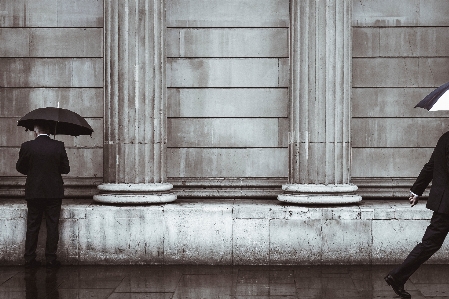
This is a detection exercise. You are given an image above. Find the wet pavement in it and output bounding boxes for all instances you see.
[0,264,448,298]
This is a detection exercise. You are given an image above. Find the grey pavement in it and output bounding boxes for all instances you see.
[0,264,448,298]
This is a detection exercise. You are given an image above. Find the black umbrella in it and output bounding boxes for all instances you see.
[17,107,94,136]
[415,81,449,111]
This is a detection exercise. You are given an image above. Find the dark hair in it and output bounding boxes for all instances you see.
[33,120,52,134]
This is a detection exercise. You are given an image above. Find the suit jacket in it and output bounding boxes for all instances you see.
[16,135,70,199]
[411,131,449,214]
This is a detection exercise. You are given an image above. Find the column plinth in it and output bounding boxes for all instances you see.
[94,0,176,204]
[94,183,176,204]
[278,184,360,204]
[278,0,361,204]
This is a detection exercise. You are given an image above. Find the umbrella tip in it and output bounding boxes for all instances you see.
[57,102,60,108]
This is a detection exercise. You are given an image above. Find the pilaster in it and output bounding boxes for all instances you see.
[94,0,176,204]
[278,0,361,204]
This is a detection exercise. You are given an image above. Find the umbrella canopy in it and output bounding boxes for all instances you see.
[17,107,93,136]
[415,81,449,111]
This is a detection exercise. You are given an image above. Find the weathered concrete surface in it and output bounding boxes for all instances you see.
[0,58,103,87]
[167,58,289,88]
[352,118,449,148]
[167,118,286,147]
[167,89,288,118]
[166,0,289,27]
[167,28,288,58]
[167,148,288,177]
[352,88,444,118]
[0,199,446,265]
[353,57,449,88]
[352,0,449,27]
[353,27,449,58]
[352,148,433,178]
[0,88,103,118]
[1,0,103,27]
[0,28,103,57]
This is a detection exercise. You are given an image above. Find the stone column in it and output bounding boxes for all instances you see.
[94,0,176,204]
[278,0,361,204]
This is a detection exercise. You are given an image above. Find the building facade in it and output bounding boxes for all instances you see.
[1,0,448,200]
[0,0,449,264]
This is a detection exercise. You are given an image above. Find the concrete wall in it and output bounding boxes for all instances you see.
[0,0,104,197]
[165,0,289,180]
[351,0,449,195]
[1,199,448,265]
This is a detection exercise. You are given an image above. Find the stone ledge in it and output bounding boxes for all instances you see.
[0,199,446,265]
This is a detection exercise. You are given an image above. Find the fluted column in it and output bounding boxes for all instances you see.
[278,0,361,204]
[94,0,176,204]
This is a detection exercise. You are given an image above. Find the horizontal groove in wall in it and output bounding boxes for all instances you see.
[167,87,288,89]
[352,147,434,149]
[351,117,448,119]
[0,27,104,29]
[352,56,449,59]
[352,86,442,89]
[167,147,287,149]
[0,87,103,89]
[1,146,101,150]
[167,57,287,59]
[352,26,449,28]
[167,117,288,119]
[167,27,289,29]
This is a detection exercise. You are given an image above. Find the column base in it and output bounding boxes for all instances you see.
[93,183,177,204]
[278,184,362,204]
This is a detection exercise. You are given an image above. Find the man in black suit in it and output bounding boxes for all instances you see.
[16,120,70,269]
[385,131,449,298]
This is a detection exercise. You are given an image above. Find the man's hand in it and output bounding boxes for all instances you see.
[409,194,419,207]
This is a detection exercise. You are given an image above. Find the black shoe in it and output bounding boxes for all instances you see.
[46,260,61,269]
[384,274,411,298]
[24,259,41,268]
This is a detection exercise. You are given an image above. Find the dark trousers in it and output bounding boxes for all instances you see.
[24,198,62,263]
[390,211,449,284]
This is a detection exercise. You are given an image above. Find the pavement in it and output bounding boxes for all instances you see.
[0,264,448,299]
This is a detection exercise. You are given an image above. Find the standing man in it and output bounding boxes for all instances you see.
[385,131,449,298]
[16,120,70,269]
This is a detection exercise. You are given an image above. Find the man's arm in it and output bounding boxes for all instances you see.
[16,144,29,175]
[409,149,435,207]
[59,143,70,174]
[410,151,434,197]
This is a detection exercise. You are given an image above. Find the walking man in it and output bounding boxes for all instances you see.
[385,131,449,298]
[16,120,70,269]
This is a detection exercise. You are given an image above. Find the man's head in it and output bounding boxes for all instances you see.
[33,121,51,137]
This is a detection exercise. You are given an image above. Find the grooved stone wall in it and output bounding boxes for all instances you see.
[0,0,104,196]
[2,1,449,197]
[351,1,449,189]
[165,0,290,180]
